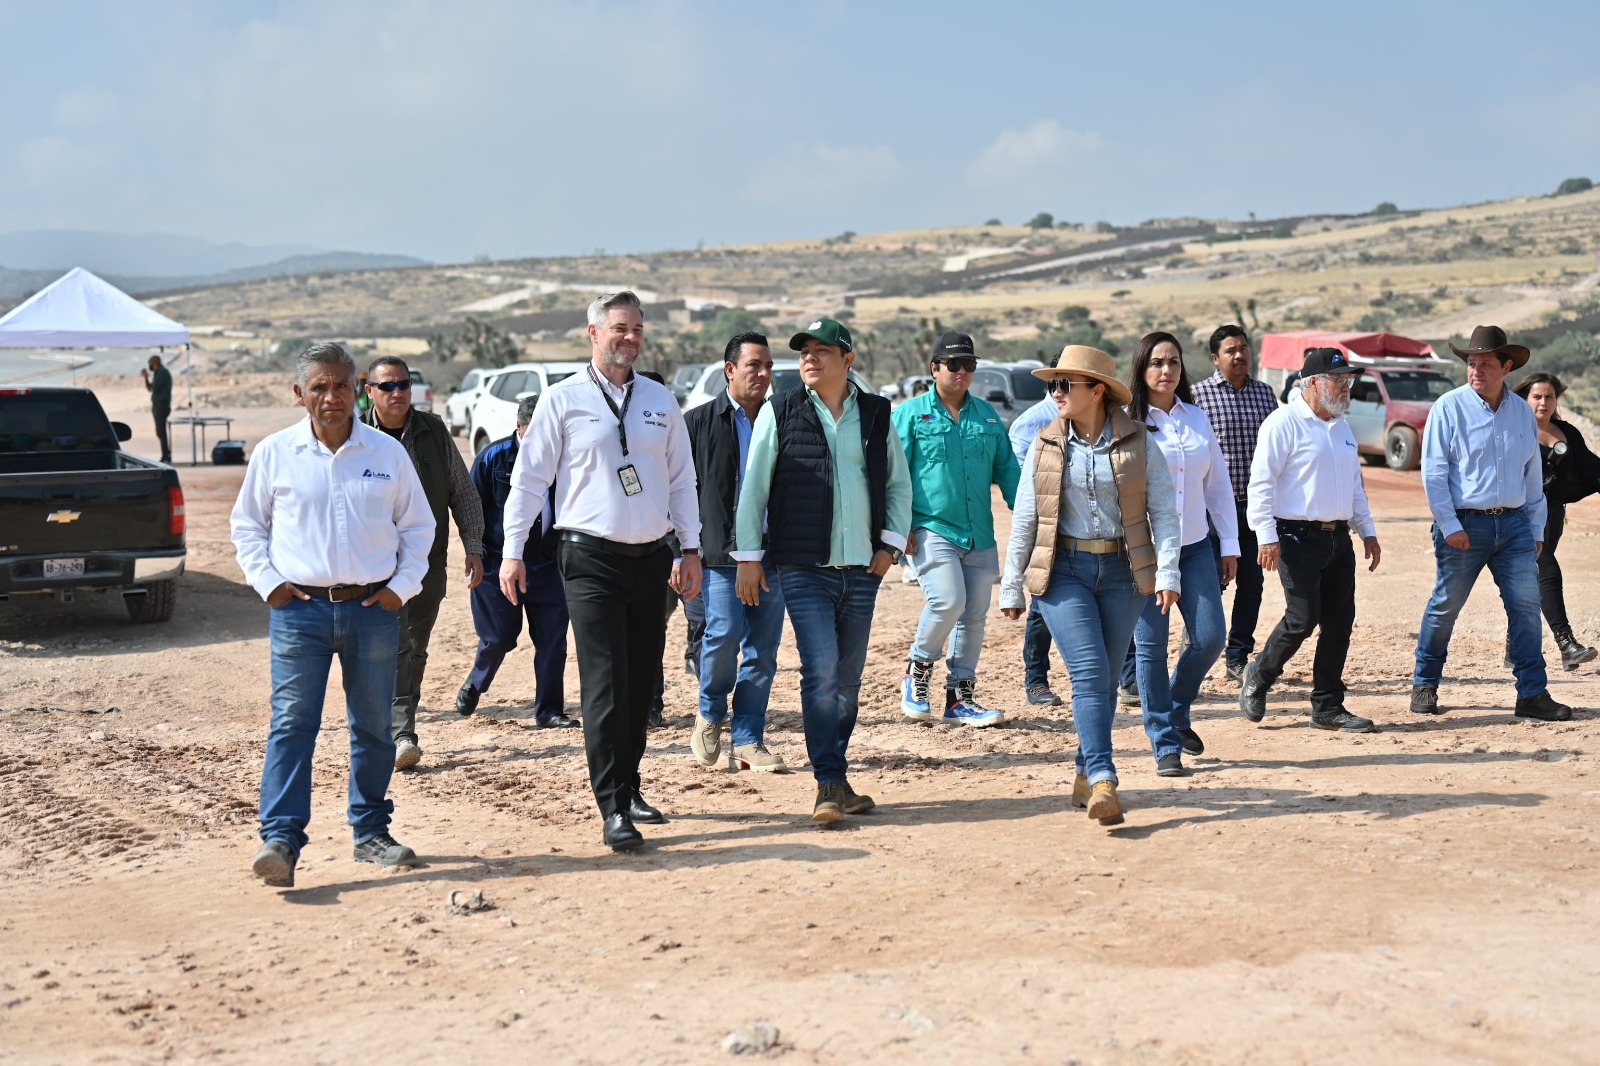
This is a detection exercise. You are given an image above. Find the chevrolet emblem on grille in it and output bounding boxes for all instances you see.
[46,510,82,523]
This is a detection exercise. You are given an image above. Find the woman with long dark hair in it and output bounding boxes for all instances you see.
[1513,372,1600,668]
[999,345,1181,826]
[1121,332,1239,774]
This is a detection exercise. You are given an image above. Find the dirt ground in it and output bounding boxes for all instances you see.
[3,374,1598,1064]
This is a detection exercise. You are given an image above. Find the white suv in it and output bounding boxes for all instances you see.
[445,368,488,434]
[468,361,588,454]
[682,360,873,410]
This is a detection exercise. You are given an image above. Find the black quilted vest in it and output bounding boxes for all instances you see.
[766,385,891,566]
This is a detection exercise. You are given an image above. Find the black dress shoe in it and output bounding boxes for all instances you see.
[1239,661,1267,723]
[456,681,480,717]
[536,712,580,729]
[603,813,643,850]
[648,707,665,729]
[628,792,666,824]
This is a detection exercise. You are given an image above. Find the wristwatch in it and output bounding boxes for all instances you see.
[886,548,904,565]
[680,548,699,558]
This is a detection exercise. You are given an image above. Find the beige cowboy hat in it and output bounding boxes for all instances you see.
[1449,324,1530,371]
[1032,344,1132,406]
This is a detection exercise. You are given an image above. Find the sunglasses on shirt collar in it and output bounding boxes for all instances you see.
[369,380,412,392]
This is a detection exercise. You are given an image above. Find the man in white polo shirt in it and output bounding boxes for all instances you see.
[1240,347,1383,733]
[500,291,702,851]
[231,342,435,889]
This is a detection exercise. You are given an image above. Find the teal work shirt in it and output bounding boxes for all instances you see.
[735,386,912,566]
[891,389,1019,550]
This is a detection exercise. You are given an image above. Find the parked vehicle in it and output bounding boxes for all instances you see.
[468,361,588,454]
[445,368,488,434]
[671,363,710,404]
[1259,330,1455,470]
[970,361,1050,428]
[409,368,435,413]
[0,385,186,622]
[681,360,874,411]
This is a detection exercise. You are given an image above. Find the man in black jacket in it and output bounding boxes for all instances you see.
[734,319,913,822]
[683,332,789,772]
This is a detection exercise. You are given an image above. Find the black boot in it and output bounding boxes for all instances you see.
[1553,626,1598,671]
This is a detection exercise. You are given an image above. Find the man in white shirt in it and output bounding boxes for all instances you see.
[499,291,702,851]
[230,342,435,889]
[1241,347,1383,733]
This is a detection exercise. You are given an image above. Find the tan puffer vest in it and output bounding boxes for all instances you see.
[1023,405,1157,595]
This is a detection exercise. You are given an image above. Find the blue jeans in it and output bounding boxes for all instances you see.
[1132,539,1227,758]
[698,565,786,746]
[260,597,401,853]
[1023,598,1056,688]
[1414,508,1548,699]
[1033,550,1145,785]
[908,530,999,683]
[778,566,882,784]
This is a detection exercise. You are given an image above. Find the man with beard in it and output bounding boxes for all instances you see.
[1239,348,1383,733]
[500,291,701,851]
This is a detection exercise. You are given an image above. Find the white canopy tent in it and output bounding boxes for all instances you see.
[0,266,188,348]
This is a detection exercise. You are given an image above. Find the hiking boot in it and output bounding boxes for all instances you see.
[1554,628,1599,671]
[1224,662,1246,685]
[352,832,419,868]
[1070,774,1089,808]
[729,742,787,773]
[943,679,1005,728]
[1238,661,1267,722]
[812,782,846,823]
[689,714,721,767]
[1514,691,1573,722]
[1117,682,1141,707]
[1178,727,1204,757]
[1155,753,1187,777]
[394,737,422,771]
[1087,781,1125,826]
[841,779,876,815]
[456,681,480,717]
[1409,685,1442,715]
[251,840,297,888]
[1026,684,1063,707]
[901,659,934,722]
[1310,709,1377,733]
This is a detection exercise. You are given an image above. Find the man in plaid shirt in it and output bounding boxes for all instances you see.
[1191,325,1278,682]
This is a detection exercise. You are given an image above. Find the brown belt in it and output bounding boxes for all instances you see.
[1057,535,1124,555]
[295,580,388,602]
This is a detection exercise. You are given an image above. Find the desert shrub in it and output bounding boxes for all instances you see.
[1555,177,1593,196]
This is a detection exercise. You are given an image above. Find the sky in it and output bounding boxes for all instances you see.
[2,0,1598,264]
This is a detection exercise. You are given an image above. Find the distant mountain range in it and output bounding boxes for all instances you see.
[0,229,428,300]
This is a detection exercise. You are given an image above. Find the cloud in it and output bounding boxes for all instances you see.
[742,142,904,207]
[965,119,1103,190]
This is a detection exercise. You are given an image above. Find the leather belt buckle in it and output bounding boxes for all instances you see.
[1058,535,1123,555]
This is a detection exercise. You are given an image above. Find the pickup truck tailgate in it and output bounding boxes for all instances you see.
[1,467,176,556]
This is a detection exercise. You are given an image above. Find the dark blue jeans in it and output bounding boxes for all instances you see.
[468,558,569,722]
[261,597,400,853]
[1414,507,1547,699]
[778,566,882,784]
[1023,598,1057,688]
[1132,540,1228,757]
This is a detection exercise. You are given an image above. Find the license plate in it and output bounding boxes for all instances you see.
[43,558,85,577]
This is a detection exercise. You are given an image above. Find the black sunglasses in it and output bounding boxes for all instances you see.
[1049,378,1097,394]
[936,357,978,373]
[370,380,412,392]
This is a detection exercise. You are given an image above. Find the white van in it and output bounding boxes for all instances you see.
[467,361,588,453]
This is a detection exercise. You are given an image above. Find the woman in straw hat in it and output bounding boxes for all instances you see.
[999,345,1182,826]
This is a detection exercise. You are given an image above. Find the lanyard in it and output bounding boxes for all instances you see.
[588,365,634,458]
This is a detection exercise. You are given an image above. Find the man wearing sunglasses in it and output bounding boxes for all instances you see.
[364,356,486,771]
[893,332,1020,726]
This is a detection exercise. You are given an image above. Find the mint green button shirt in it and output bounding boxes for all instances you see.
[735,386,912,566]
[891,390,1019,551]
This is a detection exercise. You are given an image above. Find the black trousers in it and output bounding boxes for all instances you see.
[1212,498,1264,668]
[560,539,673,818]
[1254,524,1356,715]
[1537,502,1572,634]
[152,402,171,462]
[653,583,706,715]
[392,560,447,741]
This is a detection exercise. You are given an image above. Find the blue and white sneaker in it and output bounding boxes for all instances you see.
[943,679,1005,728]
[901,660,934,722]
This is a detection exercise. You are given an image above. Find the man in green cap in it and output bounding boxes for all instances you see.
[734,317,913,823]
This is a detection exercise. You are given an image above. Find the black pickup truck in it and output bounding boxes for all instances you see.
[0,385,186,622]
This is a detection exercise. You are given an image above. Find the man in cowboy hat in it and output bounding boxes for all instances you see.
[1409,325,1572,721]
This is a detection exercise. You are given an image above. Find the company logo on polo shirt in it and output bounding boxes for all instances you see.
[362,468,392,480]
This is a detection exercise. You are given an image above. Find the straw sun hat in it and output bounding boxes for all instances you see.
[1031,344,1132,406]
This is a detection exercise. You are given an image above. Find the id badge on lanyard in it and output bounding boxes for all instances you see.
[589,366,643,496]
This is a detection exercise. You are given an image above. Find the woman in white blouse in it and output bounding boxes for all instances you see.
[1123,332,1239,775]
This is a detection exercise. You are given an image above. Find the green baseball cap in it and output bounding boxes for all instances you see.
[789,317,853,353]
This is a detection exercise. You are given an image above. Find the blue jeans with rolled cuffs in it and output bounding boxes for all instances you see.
[1414,507,1548,699]
[1033,549,1146,786]
[698,565,786,747]
[778,566,882,784]
[1132,539,1227,758]
[260,596,401,853]
[907,529,1000,684]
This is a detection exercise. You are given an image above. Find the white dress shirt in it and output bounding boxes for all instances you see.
[503,364,700,556]
[230,416,436,602]
[1247,389,1376,544]
[1143,398,1239,555]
